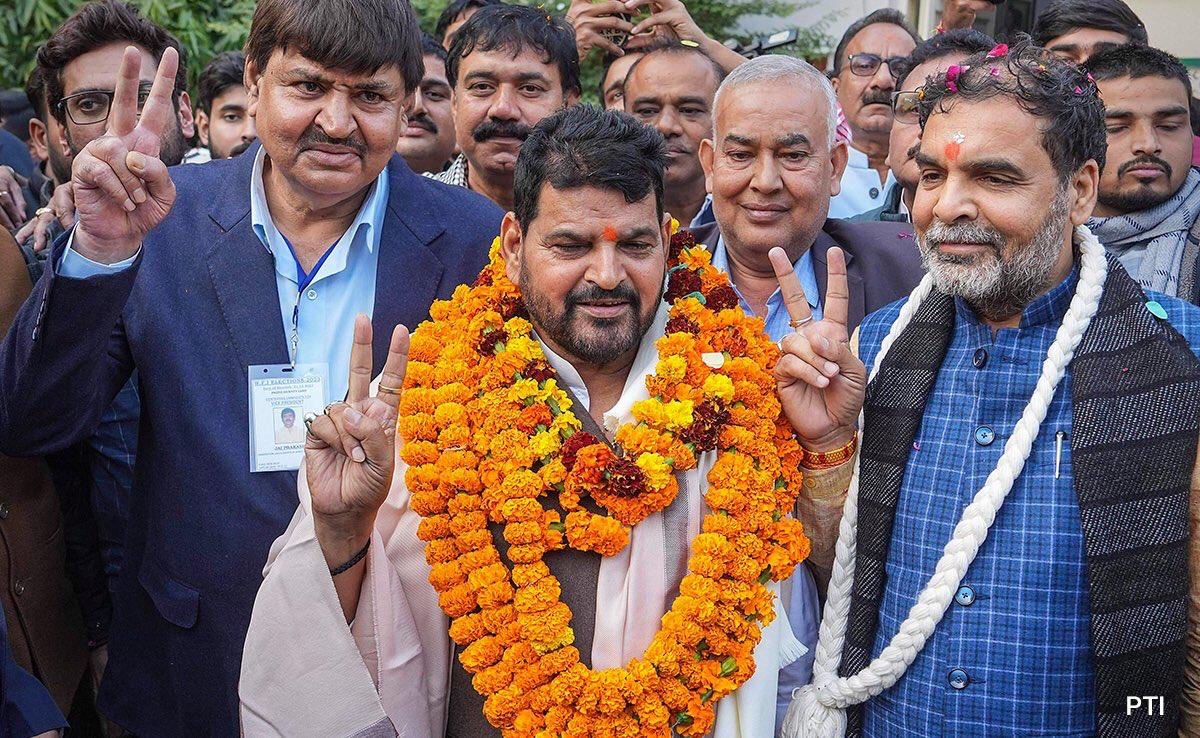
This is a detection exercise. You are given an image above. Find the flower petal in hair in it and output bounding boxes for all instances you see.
[986,43,1008,58]
[945,64,964,93]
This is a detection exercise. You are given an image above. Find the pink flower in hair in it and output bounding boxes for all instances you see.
[986,43,1009,59]
[945,64,964,93]
[989,66,1000,77]
[1074,86,1083,94]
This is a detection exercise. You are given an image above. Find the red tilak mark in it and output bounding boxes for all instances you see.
[602,225,618,242]
[945,141,961,161]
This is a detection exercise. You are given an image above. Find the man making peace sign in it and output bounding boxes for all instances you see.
[0,0,502,733]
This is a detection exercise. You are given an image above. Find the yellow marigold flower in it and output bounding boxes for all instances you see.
[635,452,673,490]
[701,373,735,403]
[655,355,688,382]
[530,430,560,459]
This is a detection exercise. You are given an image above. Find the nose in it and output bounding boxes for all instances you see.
[409,88,428,118]
[487,85,520,122]
[585,244,625,291]
[749,153,782,195]
[929,172,980,225]
[869,60,895,91]
[241,114,257,144]
[655,105,682,139]
[314,90,356,139]
[1129,119,1164,158]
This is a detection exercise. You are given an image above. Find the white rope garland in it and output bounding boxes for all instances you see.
[782,226,1108,737]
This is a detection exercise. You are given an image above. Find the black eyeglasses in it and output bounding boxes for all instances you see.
[891,90,921,124]
[54,84,154,126]
[845,53,906,81]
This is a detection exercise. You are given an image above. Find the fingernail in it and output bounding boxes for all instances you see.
[824,361,839,375]
[351,446,366,463]
[123,199,135,212]
[816,376,829,387]
[344,407,363,424]
[127,152,145,169]
[132,188,146,204]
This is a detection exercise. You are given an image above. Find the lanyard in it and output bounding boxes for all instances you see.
[283,235,339,367]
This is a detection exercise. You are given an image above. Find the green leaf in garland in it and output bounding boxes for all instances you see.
[757,565,772,585]
[719,656,737,677]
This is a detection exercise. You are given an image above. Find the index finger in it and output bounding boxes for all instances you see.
[823,246,849,329]
[346,313,373,402]
[135,46,180,141]
[768,246,813,328]
[376,325,410,410]
[107,46,144,137]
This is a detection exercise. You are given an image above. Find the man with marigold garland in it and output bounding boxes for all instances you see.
[239,104,862,737]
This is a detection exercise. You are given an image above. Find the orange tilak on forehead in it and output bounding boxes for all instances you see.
[602,224,618,242]
[945,131,966,162]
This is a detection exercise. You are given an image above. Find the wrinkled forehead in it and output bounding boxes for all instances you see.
[262,48,404,90]
[714,77,831,146]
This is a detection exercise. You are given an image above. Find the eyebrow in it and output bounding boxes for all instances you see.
[463,69,551,85]
[65,82,154,97]
[278,68,394,92]
[917,151,1029,179]
[216,102,246,113]
[777,133,813,148]
[1047,42,1080,54]
[1105,105,1190,119]
[542,225,659,241]
[723,133,755,146]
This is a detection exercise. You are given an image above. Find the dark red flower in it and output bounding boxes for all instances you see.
[523,359,555,384]
[669,229,697,262]
[477,327,508,355]
[605,457,647,498]
[498,294,526,320]
[665,315,700,335]
[472,270,494,287]
[561,432,600,469]
[681,401,730,452]
[665,268,702,303]
[704,284,739,312]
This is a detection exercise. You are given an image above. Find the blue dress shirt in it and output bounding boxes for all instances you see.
[709,235,822,731]
[829,145,897,220]
[856,270,1200,737]
[60,148,389,403]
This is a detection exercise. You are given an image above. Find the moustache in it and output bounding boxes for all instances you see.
[564,283,641,316]
[472,118,531,143]
[862,89,893,107]
[1118,155,1173,180]
[230,139,255,158]
[407,113,438,135]
[922,220,1005,254]
[297,127,367,157]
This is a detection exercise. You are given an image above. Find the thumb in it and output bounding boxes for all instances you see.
[127,151,173,203]
[344,406,395,474]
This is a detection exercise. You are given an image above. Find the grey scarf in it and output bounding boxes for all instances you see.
[1089,167,1200,297]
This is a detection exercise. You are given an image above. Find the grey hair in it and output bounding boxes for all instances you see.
[711,54,839,148]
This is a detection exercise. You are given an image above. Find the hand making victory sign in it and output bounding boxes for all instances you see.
[770,246,867,452]
[305,316,410,570]
[70,46,180,264]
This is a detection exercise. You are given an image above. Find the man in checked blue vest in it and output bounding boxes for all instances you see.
[775,40,1200,737]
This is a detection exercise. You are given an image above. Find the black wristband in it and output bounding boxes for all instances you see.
[330,538,371,576]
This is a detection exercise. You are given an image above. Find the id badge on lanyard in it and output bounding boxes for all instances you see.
[247,363,329,472]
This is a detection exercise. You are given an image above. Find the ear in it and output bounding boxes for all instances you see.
[244,60,261,117]
[830,74,840,94]
[28,118,49,163]
[501,211,524,286]
[55,118,71,159]
[829,140,849,198]
[699,137,714,194]
[177,91,195,139]
[195,110,210,146]
[1069,159,1100,226]
[660,210,673,254]
[565,88,581,107]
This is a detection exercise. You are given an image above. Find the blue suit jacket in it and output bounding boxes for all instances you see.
[0,149,503,735]
[0,606,65,738]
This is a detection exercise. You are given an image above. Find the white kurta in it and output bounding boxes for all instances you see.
[239,302,807,737]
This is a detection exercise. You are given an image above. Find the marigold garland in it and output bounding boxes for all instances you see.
[400,226,810,737]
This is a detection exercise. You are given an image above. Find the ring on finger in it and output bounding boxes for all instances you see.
[789,316,814,329]
[303,412,320,432]
[377,384,402,396]
[35,207,52,217]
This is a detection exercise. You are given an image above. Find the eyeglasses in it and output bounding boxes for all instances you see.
[845,53,906,81]
[55,84,154,126]
[891,90,921,124]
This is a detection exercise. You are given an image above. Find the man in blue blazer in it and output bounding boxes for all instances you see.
[0,0,503,733]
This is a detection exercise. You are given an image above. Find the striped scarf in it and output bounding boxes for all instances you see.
[1089,168,1200,297]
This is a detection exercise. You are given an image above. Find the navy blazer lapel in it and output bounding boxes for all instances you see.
[371,158,447,372]
[811,229,865,330]
[204,149,291,368]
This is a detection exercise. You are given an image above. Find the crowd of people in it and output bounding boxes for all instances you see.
[0,0,1198,736]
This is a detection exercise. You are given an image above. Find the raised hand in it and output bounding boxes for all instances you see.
[70,46,179,264]
[566,0,634,58]
[940,0,993,31]
[15,182,75,253]
[772,246,867,452]
[0,165,28,232]
[306,315,409,566]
